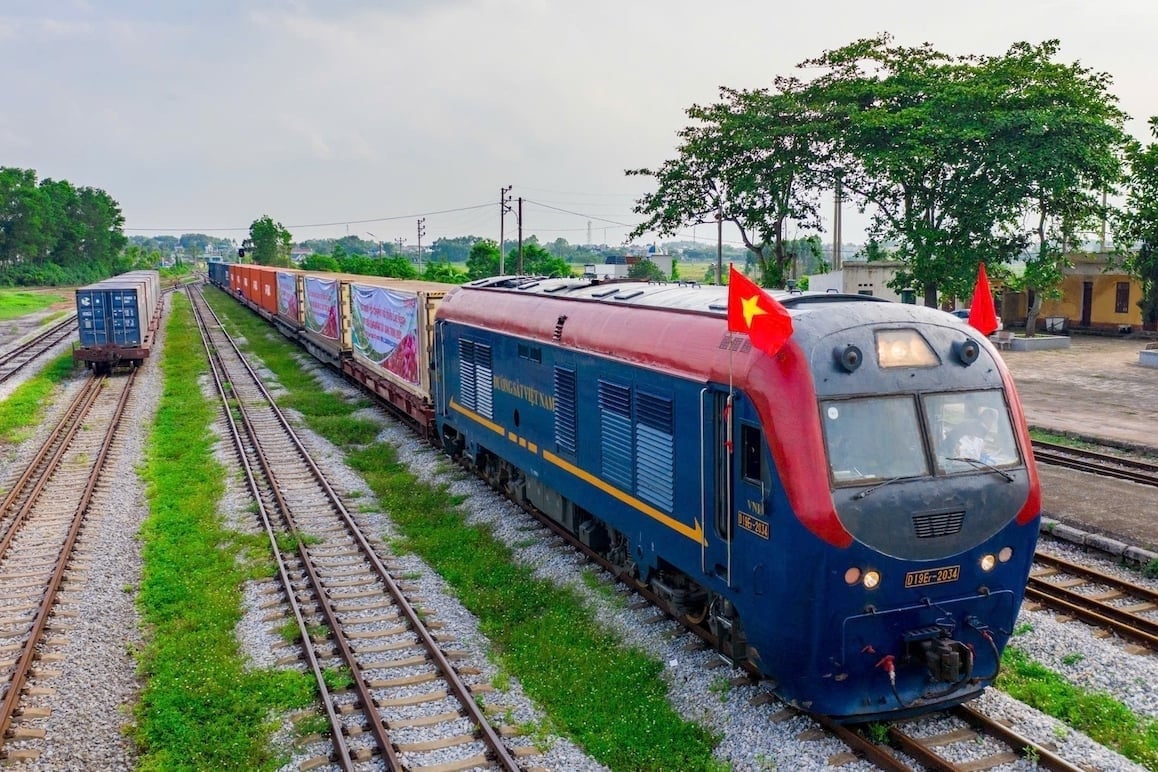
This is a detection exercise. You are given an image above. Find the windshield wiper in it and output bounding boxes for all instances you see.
[852,476,907,500]
[946,456,1015,482]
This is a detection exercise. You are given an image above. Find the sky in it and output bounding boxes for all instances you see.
[4,0,1156,252]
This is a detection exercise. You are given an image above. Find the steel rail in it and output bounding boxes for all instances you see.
[0,371,135,749]
[195,286,518,771]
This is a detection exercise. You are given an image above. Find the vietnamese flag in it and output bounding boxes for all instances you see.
[968,263,999,336]
[727,265,793,356]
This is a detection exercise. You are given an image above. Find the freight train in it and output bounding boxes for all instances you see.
[73,269,162,373]
[207,262,1041,723]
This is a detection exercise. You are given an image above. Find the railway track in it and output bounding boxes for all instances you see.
[0,313,77,384]
[1027,551,1158,651]
[0,371,135,761]
[1033,440,1158,487]
[189,286,521,771]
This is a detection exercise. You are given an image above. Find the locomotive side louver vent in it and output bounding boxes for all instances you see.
[553,314,568,341]
[912,510,965,538]
[598,381,633,491]
[554,367,577,454]
[635,391,674,512]
[719,334,752,352]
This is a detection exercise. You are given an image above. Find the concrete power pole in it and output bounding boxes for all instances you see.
[499,185,512,274]
[517,197,524,275]
[417,218,426,271]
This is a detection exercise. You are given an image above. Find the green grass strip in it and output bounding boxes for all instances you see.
[134,293,313,771]
[0,289,68,320]
[998,645,1158,769]
[204,288,722,771]
[0,353,76,443]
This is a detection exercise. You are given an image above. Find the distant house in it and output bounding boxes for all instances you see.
[1007,252,1150,333]
[805,260,911,303]
[290,246,312,264]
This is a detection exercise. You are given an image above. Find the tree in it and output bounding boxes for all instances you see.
[422,261,467,283]
[509,239,573,277]
[247,215,293,266]
[466,239,501,280]
[804,36,1126,311]
[979,41,1127,334]
[628,80,826,288]
[627,258,665,281]
[1115,117,1158,327]
[803,36,1023,305]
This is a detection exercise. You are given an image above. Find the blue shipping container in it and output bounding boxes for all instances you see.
[76,282,147,348]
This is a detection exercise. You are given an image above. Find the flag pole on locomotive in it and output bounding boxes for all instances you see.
[717,264,794,658]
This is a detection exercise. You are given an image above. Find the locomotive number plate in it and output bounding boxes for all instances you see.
[904,564,960,588]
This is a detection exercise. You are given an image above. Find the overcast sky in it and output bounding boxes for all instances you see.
[4,0,1155,251]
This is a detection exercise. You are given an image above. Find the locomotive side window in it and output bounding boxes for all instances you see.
[740,424,762,482]
[823,396,928,483]
[925,390,1019,473]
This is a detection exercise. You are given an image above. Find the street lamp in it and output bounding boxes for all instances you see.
[366,231,383,257]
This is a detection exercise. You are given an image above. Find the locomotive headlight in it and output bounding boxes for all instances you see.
[998,547,1013,563]
[980,554,997,572]
[862,570,881,590]
[875,329,938,368]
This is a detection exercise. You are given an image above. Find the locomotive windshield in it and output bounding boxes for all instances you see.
[823,389,1019,484]
[926,390,1020,473]
[823,396,929,482]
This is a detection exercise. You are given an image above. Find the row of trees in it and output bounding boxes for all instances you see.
[629,35,1158,326]
[0,167,132,285]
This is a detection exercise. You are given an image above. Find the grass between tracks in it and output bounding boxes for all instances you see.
[0,353,75,441]
[998,644,1158,769]
[205,288,722,770]
[133,293,314,770]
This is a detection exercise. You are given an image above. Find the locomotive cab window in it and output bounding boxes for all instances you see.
[925,390,1019,473]
[740,424,763,482]
[823,396,929,483]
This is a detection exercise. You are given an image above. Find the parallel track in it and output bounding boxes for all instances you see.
[1033,440,1158,487]
[1028,551,1158,650]
[0,314,77,384]
[0,372,135,760]
[191,285,519,771]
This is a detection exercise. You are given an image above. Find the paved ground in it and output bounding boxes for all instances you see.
[1000,336,1158,452]
[998,336,1158,552]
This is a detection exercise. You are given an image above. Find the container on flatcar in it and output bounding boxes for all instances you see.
[346,278,449,402]
[206,261,230,289]
[74,269,161,370]
[274,267,304,327]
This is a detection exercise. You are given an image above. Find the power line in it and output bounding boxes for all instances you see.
[124,202,495,233]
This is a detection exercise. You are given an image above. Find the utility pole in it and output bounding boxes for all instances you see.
[396,237,405,256]
[832,172,843,271]
[417,218,426,271]
[716,197,723,286]
[499,185,512,274]
[517,197,524,275]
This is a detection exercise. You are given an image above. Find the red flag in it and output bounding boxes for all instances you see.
[968,263,998,336]
[727,265,793,356]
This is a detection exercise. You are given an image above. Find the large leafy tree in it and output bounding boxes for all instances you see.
[1115,117,1158,327]
[803,36,1026,305]
[247,215,293,267]
[980,41,1127,334]
[466,239,500,280]
[628,80,826,288]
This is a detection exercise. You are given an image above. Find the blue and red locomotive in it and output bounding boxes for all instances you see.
[432,277,1041,722]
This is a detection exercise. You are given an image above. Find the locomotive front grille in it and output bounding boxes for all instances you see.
[912,510,965,538]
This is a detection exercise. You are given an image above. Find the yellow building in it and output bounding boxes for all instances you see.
[1019,253,1148,334]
